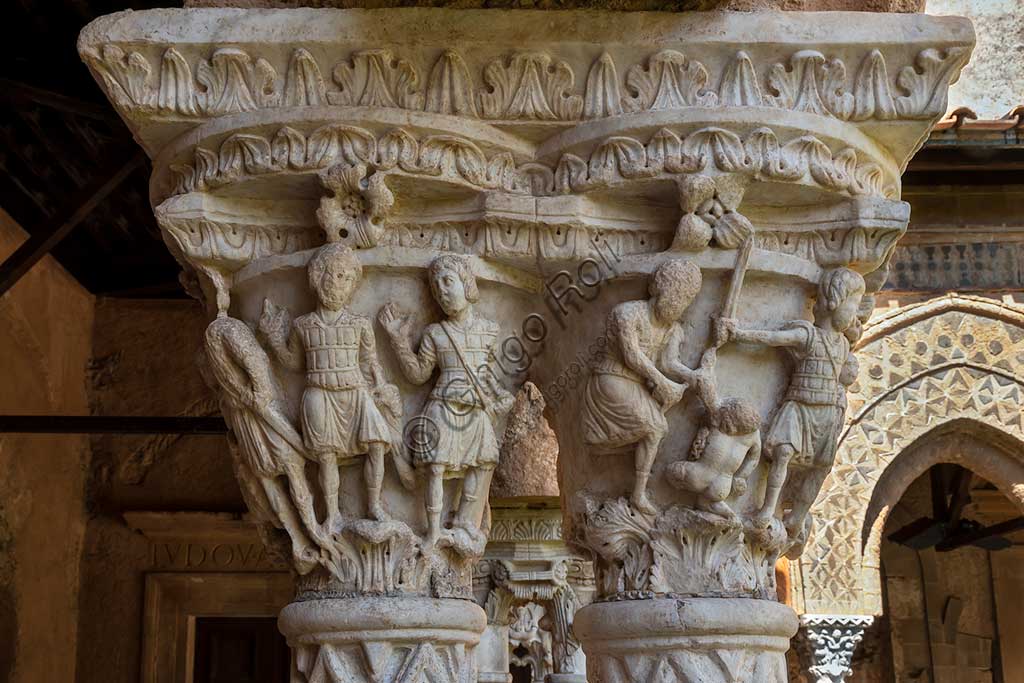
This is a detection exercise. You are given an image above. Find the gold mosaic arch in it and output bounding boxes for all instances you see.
[797,294,1024,616]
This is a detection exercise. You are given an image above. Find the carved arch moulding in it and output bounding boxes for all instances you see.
[797,295,1024,617]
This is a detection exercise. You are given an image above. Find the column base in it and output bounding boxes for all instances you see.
[279,596,487,683]
[573,598,798,683]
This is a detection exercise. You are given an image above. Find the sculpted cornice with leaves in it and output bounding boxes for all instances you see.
[83,42,968,127]
[162,122,897,201]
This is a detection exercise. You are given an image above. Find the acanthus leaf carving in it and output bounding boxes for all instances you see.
[768,50,853,120]
[284,47,327,107]
[377,128,421,173]
[623,50,718,113]
[894,46,970,119]
[425,49,479,117]
[479,53,583,121]
[851,49,895,121]
[157,48,197,115]
[271,125,308,168]
[165,124,894,207]
[718,51,763,107]
[583,53,623,120]
[329,49,423,110]
[305,124,376,168]
[83,41,968,129]
[196,48,280,115]
[83,44,156,111]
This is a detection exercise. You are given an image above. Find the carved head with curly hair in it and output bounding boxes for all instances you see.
[429,254,478,317]
[650,259,702,323]
[815,267,865,333]
[308,243,363,311]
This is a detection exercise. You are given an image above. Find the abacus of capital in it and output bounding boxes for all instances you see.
[79,7,972,682]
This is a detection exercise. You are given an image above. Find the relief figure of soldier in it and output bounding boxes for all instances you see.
[717,266,865,534]
[379,255,514,546]
[259,243,405,533]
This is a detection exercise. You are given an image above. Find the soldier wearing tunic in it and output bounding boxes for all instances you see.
[379,255,513,546]
[260,243,401,532]
[717,267,865,535]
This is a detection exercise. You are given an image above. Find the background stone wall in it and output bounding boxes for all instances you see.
[0,209,94,683]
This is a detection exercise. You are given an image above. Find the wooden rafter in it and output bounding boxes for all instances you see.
[0,148,146,297]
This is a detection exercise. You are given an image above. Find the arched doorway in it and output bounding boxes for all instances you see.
[871,427,1024,682]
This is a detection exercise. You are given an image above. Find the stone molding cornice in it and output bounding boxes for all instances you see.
[79,10,971,129]
[79,9,972,195]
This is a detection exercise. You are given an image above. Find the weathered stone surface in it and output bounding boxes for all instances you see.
[492,382,560,499]
[78,7,971,682]
[185,0,925,11]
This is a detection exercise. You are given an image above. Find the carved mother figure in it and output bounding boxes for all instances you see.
[581,259,702,515]
[379,255,514,546]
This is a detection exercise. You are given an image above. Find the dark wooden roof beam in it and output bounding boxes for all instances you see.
[0,149,145,297]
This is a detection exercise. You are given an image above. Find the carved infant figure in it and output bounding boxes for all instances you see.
[379,255,514,547]
[665,347,762,521]
[259,243,408,533]
[580,259,701,515]
[718,267,865,534]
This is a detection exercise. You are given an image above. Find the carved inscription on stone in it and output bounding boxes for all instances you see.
[148,542,282,571]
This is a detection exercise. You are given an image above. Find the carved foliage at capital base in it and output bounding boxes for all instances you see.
[580,497,786,601]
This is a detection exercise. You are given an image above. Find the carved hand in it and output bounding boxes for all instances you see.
[715,317,739,347]
[258,299,291,349]
[731,477,748,496]
[653,378,687,409]
[377,302,412,342]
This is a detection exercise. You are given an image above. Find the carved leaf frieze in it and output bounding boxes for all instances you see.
[329,50,423,110]
[84,44,968,125]
[479,53,583,121]
[624,50,717,113]
[167,124,894,201]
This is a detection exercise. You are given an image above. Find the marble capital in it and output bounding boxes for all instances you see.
[80,7,972,682]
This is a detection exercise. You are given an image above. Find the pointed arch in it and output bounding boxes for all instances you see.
[796,295,1024,616]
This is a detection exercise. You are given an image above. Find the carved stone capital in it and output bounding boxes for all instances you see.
[80,7,971,683]
[795,614,874,683]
